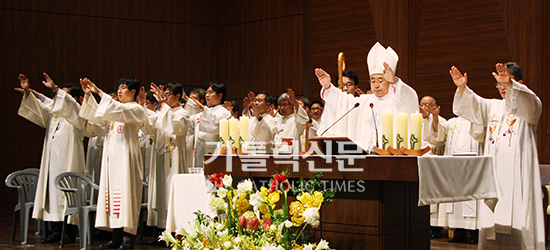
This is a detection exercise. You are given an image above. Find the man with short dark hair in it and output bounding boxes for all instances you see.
[79,77,147,250]
[142,82,190,244]
[188,81,231,167]
[17,73,85,244]
[450,62,543,248]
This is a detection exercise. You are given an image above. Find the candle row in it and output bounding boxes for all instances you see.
[219,117,249,148]
[381,111,422,150]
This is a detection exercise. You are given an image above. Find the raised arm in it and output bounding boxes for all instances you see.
[17,74,50,128]
[42,73,85,130]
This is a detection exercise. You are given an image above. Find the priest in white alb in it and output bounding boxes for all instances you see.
[315,42,419,151]
[79,77,147,250]
[423,100,485,244]
[17,73,85,244]
[141,82,190,243]
[451,62,544,249]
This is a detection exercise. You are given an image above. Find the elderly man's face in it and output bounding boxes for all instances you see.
[370,74,390,97]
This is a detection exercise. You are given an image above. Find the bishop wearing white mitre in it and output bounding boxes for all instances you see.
[451,63,544,249]
[315,42,419,151]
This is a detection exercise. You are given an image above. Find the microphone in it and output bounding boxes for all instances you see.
[320,102,360,136]
[370,103,379,148]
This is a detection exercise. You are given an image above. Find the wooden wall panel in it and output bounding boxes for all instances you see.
[309,0,377,101]
[217,0,304,26]
[0,0,216,25]
[414,0,511,120]
[216,15,305,101]
[0,2,217,216]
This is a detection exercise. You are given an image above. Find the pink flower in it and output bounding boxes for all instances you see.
[263,218,272,232]
[239,215,247,229]
[247,217,259,231]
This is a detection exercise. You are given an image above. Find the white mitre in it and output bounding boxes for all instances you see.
[367,42,399,75]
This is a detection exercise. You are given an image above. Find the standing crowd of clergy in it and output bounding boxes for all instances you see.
[15,41,544,250]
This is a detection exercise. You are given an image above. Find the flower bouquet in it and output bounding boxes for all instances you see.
[161,170,335,250]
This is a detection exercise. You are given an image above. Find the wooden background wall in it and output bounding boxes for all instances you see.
[1,0,549,216]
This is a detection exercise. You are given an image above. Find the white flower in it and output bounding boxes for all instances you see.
[237,179,253,194]
[224,241,232,248]
[215,223,225,231]
[217,187,227,198]
[217,229,228,238]
[222,175,233,187]
[303,243,314,250]
[277,222,285,235]
[209,197,226,212]
[249,192,262,208]
[261,242,285,250]
[158,230,177,245]
[284,220,293,228]
[233,236,242,244]
[316,239,330,250]
[303,207,320,228]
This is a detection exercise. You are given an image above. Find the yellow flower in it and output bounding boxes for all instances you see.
[289,201,306,226]
[297,191,323,210]
[259,203,272,219]
[267,191,280,205]
[236,193,250,215]
[260,187,269,198]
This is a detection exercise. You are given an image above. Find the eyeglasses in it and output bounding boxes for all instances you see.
[495,83,506,88]
[278,103,291,107]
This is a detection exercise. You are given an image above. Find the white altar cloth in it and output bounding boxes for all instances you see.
[417,155,501,210]
[165,174,212,232]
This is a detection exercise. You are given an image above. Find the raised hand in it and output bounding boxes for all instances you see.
[492,63,512,87]
[150,82,166,103]
[137,86,146,105]
[79,78,90,94]
[190,95,205,111]
[17,74,31,97]
[42,72,56,90]
[356,87,365,96]
[382,62,396,84]
[182,88,189,101]
[315,68,332,89]
[223,101,232,112]
[449,66,468,89]
[83,78,103,96]
[267,105,277,117]
[287,88,299,109]
[425,101,440,117]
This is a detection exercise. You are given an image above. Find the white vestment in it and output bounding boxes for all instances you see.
[245,110,277,154]
[273,106,309,154]
[142,103,190,227]
[319,79,419,151]
[195,104,231,167]
[453,80,544,249]
[80,93,146,235]
[427,116,484,230]
[19,91,85,222]
[184,98,203,168]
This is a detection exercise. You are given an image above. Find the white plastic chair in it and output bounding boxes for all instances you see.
[5,168,40,244]
[54,172,99,249]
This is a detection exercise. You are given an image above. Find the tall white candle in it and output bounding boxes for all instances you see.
[382,111,393,149]
[228,117,239,147]
[396,112,408,149]
[409,112,422,150]
[219,119,229,142]
[239,116,249,148]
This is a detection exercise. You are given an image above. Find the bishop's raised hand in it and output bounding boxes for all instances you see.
[315,68,332,89]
